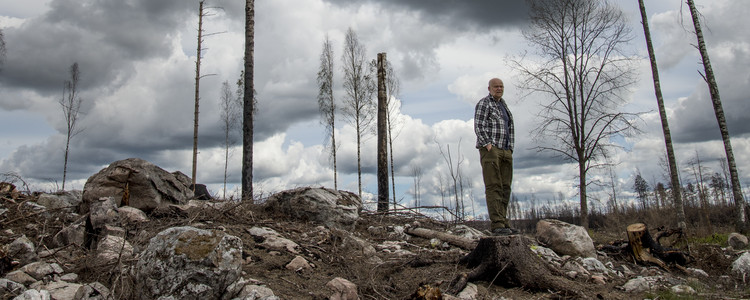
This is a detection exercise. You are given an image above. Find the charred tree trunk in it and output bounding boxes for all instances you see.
[626,223,690,269]
[448,236,586,297]
[376,53,389,212]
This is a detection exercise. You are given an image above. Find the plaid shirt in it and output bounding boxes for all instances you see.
[474,94,514,150]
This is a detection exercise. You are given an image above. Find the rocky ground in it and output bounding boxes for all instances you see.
[2,183,750,299]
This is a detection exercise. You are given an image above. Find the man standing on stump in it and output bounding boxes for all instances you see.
[474,78,517,236]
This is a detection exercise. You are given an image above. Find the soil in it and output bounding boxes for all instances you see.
[2,193,750,299]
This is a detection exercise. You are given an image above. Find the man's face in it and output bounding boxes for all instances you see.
[488,79,504,99]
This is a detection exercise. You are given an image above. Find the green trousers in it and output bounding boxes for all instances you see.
[479,147,513,230]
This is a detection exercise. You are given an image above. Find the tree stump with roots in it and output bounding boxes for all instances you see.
[447,235,587,297]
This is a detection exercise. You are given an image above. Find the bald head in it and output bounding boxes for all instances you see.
[488,78,504,100]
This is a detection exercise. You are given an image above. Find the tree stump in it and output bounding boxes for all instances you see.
[626,223,689,268]
[447,235,586,297]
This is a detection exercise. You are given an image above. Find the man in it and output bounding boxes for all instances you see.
[474,78,517,236]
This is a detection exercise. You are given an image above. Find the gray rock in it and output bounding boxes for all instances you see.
[53,220,86,247]
[96,235,134,266]
[19,262,62,281]
[535,219,596,258]
[8,235,37,265]
[134,226,243,300]
[731,251,750,280]
[36,191,82,213]
[263,187,362,228]
[117,206,149,224]
[326,277,358,300]
[81,158,194,215]
[5,270,36,286]
[0,278,26,296]
[728,233,749,249]
[12,289,50,300]
[43,281,82,300]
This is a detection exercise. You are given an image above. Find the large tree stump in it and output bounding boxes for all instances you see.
[626,223,690,268]
[447,235,587,297]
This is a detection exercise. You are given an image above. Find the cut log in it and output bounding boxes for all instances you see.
[447,235,587,297]
[405,227,477,250]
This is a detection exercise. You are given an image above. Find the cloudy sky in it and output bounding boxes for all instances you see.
[1,0,748,217]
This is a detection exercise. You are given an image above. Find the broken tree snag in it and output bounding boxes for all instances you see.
[626,223,690,268]
[404,227,477,250]
[447,235,586,297]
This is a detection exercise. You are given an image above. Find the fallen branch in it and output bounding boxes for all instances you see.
[404,227,477,250]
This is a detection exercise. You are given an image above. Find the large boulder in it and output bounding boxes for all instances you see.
[535,219,596,258]
[80,158,194,214]
[134,226,243,300]
[263,187,362,227]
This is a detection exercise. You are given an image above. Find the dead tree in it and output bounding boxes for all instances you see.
[60,62,83,191]
[448,236,587,297]
[376,53,388,212]
[241,0,255,202]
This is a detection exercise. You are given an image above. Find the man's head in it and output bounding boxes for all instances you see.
[488,78,504,100]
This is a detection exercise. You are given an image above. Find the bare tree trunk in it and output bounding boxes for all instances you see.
[376,53,389,212]
[686,0,747,233]
[638,0,687,230]
[242,0,255,202]
[191,0,205,188]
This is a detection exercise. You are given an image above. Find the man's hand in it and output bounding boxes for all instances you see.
[485,144,492,151]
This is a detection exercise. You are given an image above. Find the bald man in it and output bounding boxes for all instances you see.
[474,78,517,236]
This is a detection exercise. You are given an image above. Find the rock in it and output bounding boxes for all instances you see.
[53,220,86,248]
[580,257,608,274]
[189,183,212,200]
[134,226,243,300]
[263,187,362,227]
[88,197,119,231]
[247,227,300,254]
[285,255,312,271]
[326,277,359,300]
[728,233,748,249]
[5,270,36,285]
[12,289,51,300]
[74,281,112,300]
[42,281,82,300]
[80,158,194,215]
[237,284,277,300]
[8,235,37,265]
[36,191,82,213]
[620,276,664,293]
[95,235,134,266]
[731,252,750,280]
[535,219,596,258]
[116,206,149,224]
[0,278,26,297]
[19,262,63,281]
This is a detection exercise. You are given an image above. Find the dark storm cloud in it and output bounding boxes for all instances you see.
[324,0,530,30]
[0,0,193,95]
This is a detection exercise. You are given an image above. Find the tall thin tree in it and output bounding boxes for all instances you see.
[376,53,389,212]
[341,27,376,199]
[317,34,338,190]
[511,0,639,228]
[59,62,83,191]
[219,79,240,199]
[686,0,747,232]
[192,0,205,187]
[242,0,255,202]
[638,0,687,230]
